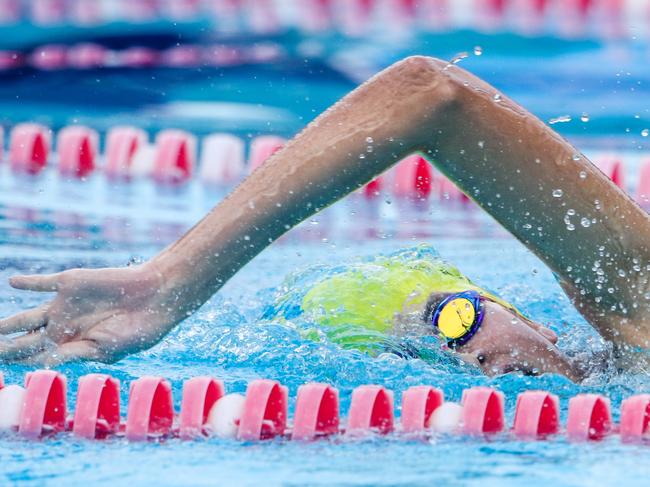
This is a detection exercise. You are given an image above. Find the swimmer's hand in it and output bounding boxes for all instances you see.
[0,264,177,365]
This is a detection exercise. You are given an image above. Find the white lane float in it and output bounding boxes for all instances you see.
[0,384,26,430]
[206,394,246,439]
[199,133,245,185]
[427,402,464,434]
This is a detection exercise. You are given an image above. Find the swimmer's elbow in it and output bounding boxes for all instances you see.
[386,55,462,108]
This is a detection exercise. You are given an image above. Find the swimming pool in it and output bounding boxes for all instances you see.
[1,5,650,487]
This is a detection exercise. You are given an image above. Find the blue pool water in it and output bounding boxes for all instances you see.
[0,30,649,487]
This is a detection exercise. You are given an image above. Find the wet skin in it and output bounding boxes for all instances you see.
[452,300,584,381]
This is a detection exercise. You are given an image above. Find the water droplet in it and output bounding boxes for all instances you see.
[580,113,590,122]
[572,153,581,161]
[552,189,564,198]
[580,217,591,227]
[566,223,575,231]
[579,171,587,179]
[366,136,374,144]
[473,46,483,56]
[493,94,501,103]
[642,129,649,137]
[549,115,572,125]
[567,208,575,215]
[450,52,468,64]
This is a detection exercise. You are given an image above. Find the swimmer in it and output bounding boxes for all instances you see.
[1,56,648,382]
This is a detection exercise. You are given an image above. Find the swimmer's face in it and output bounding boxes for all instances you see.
[454,300,584,381]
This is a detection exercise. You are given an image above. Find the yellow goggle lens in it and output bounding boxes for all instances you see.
[437,297,477,339]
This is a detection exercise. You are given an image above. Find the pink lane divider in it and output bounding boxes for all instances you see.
[199,134,245,185]
[152,129,196,184]
[72,374,120,439]
[19,370,67,438]
[179,377,225,440]
[513,390,560,438]
[30,44,68,70]
[401,385,444,434]
[105,126,148,180]
[120,47,159,68]
[10,123,51,174]
[595,156,625,188]
[292,383,340,440]
[619,394,650,443]
[238,379,288,441]
[297,0,333,32]
[461,387,505,435]
[67,43,109,69]
[57,125,99,178]
[125,376,174,441]
[346,385,394,436]
[392,154,434,199]
[566,394,612,441]
[248,136,285,173]
[636,159,650,204]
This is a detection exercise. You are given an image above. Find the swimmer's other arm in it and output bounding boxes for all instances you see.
[1,55,649,364]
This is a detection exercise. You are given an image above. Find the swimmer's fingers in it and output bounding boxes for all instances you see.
[17,340,103,366]
[9,273,63,292]
[0,304,49,334]
[0,330,49,362]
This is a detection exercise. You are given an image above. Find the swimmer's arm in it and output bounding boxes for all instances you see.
[153,55,650,349]
[3,55,648,364]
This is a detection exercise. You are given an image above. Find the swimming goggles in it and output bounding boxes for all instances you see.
[430,290,485,348]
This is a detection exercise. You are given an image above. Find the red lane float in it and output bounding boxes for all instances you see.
[125,376,174,441]
[292,383,340,440]
[248,135,285,173]
[105,126,148,179]
[619,394,650,443]
[199,133,245,185]
[566,394,612,441]
[364,176,384,198]
[179,376,225,440]
[19,370,67,438]
[72,374,120,439]
[152,129,196,184]
[401,385,444,433]
[237,379,288,441]
[10,123,51,174]
[346,385,394,436]
[57,125,99,178]
[392,155,434,199]
[461,387,505,435]
[513,390,560,438]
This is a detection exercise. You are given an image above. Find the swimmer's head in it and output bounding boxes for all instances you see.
[424,291,585,381]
